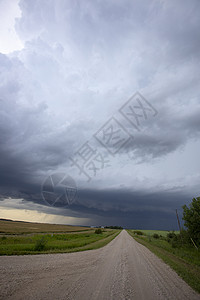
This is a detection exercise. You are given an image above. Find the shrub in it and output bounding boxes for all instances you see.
[148,234,152,242]
[180,229,191,245]
[183,197,200,246]
[166,231,189,248]
[171,240,178,248]
[153,233,159,239]
[95,228,102,234]
[133,230,144,235]
[34,237,47,251]
[167,231,177,239]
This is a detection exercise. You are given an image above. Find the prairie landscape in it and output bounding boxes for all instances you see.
[0,225,199,300]
[1,0,200,299]
[0,220,119,255]
[0,220,200,299]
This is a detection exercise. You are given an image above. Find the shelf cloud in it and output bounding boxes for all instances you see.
[0,0,200,228]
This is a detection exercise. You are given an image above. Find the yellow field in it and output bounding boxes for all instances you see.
[0,219,90,234]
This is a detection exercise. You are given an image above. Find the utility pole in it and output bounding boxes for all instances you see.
[176,209,182,232]
[176,209,183,244]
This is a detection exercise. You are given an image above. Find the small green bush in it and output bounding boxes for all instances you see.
[34,237,47,251]
[171,240,178,248]
[95,228,103,234]
[182,197,200,246]
[167,231,176,239]
[133,230,144,235]
[165,230,193,248]
[153,233,159,239]
[148,234,151,242]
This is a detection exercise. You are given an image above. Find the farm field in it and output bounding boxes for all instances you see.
[0,219,91,234]
[0,220,120,255]
[0,229,119,255]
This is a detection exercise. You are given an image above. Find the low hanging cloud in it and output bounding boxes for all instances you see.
[0,0,200,228]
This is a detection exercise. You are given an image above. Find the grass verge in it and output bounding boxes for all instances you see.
[127,230,200,294]
[0,230,121,255]
[136,229,179,237]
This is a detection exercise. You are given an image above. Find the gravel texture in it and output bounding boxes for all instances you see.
[0,230,199,300]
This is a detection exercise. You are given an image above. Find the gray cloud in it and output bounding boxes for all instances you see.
[0,0,200,228]
[0,185,195,229]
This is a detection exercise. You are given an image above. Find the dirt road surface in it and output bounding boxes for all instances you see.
[0,230,199,300]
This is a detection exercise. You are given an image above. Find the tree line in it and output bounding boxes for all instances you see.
[182,196,200,248]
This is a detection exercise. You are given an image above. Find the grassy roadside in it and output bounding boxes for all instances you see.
[136,229,179,237]
[127,230,200,294]
[0,230,121,255]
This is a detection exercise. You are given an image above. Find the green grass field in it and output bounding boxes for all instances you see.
[127,230,200,294]
[0,220,120,255]
[135,229,179,237]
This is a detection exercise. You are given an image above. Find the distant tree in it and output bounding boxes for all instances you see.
[133,230,143,235]
[167,231,176,239]
[95,228,102,234]
[182,197,200,245]
[105,226,123,229]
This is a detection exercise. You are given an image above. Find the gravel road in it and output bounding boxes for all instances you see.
[0,230,199,300]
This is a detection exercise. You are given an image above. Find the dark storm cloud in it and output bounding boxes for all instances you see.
[121,107,200,161]
[0,0,200,228]
[64,186,198,229]
[0,50,91,190]
[0,185,192,229]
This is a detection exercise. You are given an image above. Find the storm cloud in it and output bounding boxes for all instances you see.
[0,0,200,228]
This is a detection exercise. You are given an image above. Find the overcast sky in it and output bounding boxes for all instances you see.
[0,0,200,229]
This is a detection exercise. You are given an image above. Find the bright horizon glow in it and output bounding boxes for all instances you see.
[0,206,89,225]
